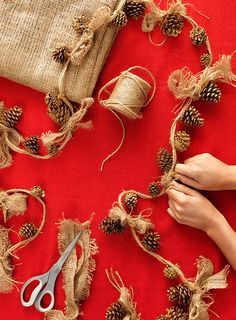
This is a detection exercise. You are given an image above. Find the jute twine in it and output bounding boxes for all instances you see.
[98,66,156,171]
[0,188,46,293]
[45,217,98,320]
[142,0,212,61]
[106,268,141,320]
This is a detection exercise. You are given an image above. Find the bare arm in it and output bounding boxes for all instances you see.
[167,181,236,271]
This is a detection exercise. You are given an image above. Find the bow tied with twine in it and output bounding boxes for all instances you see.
[0,191,27,223]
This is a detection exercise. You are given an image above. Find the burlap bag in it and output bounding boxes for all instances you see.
[0,0,121,103]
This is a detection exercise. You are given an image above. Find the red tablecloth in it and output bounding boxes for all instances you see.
[0,0,236,319]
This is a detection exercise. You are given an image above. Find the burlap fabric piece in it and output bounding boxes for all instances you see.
[0,0,121,103]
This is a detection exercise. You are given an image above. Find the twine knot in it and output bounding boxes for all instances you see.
[0,191,27,223]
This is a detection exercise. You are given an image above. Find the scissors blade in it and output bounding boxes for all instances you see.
[54,231,83,270]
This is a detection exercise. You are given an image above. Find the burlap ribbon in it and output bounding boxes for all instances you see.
[187,257,230,320]
[0,226,14,293]
[109,204,154,234]
[0,191,27,223]
[45,218,98,320]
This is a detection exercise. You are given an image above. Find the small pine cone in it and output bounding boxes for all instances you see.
[163,265,179,279]
[72,15,88,35]
[31,186,45,198]
[52,46,71,64]
[157,148,173,173]
[124,192,138,208]
[3,106,23,128]
[142,230,160,252]
[200,81,222,103]
[45,92,71,126]
[19,223,38,239]
[100,217,126,235]
[112,10,128,28]
[167,306,187,320]
[23,136,40,154]
[148,182,160,198]
[47,144,59,154]
[160,13,184,37]
[124,0,146,19]
[181,106,204,127]
[200,53,211,67]
[174,131,190,152]
[190,27,207,46]
[156,316,168,320]
[167,284,192,307]
[106,301,128,320]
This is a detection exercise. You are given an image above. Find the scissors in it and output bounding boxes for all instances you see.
[20,231,82,313]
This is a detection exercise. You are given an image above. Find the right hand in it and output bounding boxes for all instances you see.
[175,153,236,191]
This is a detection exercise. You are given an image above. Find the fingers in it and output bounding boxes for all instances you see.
[169,180,197,196]
[167,207,175,219]
[175,163,195,178]
[174,173,201,189]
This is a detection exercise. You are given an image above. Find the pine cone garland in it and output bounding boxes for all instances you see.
[167,306,187,320]
[181,106,204,127]
[100,217,126,235]
[160,13,184,37]
[2,106,23,128]
[190,27,207,46]
[31,186,45,198]
[19,223,38,239]
[142,230,160,252]
[72,15,88,35]
[157,148,173,173]
[112,10,128,28]
[52,46,71,64]
[45,92,71,126]
[124,193,138,208]
[163,265,179,279]
[174,131,190,152]
[167,284,192,307]
[23,136,40,154]
[148,182,161,197]
[106,301,128,320]
[200,81,222,103]
[200,53,211,67]
[124,0,146,19]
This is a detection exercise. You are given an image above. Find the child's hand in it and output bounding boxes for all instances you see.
[175,153,236,191]
[166,180,224,233]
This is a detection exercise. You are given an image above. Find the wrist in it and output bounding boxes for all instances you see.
[206,213,229,240]
[225,165,236,190]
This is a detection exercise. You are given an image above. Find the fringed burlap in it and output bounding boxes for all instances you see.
[0,0,121,103]
[0,191,27,223]
[0,226,14,294]
[106,269,141,320]
[45,217,98,320]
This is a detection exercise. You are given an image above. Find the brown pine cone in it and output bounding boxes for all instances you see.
[19,223,38,239]
[200,53,212,67]
[105,301,128,320]
[142,230,160,252]
[45,91,71,126]
[124,192,138,208]
[167,284,192,307]
[31,186,45,198]
[124,0,146,19]
[190,26,207,46]
[200,81,222,103]
[112,10,128,28]
[23,136,40,154]
[2,106,23,128]
[167,306,187,320]
[157,148,173,173]
[174,131,190,152]
[72,15,88,35]
[160,13,184,37]
[148,182,161,197]
[52,46,71,64]
[163,265,179,279]
[181,106,204,127]
[100,217,126,235]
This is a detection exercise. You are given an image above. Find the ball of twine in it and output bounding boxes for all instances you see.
[98,66,156,171]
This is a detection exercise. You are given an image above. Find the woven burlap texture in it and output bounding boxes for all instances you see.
[0,0,120,103]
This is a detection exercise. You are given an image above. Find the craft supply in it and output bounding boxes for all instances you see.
[98,66,156,171]
[0,187,46,293]
[20,231,82,313]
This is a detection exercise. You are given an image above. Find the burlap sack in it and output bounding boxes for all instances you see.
[0,0,121,103]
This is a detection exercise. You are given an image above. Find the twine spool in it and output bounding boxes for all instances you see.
[98,66,156,171]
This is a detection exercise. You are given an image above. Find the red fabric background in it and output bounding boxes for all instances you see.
[0,0,236,319]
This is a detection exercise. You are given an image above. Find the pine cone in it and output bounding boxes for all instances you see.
[174,131,190,152]
[190,27,207,46]
[72,15,88,35]
[160,13,184,37]
[142,230,160,252]
[200,81,222,103]
[52,46,71,64]
[200,53,211,67]
[2,106,23,128]
[23,136,40,154]
[167,284,192,307]
[157,148,173,173]
[156,316,168,320]
[106,301,128,320]
[124,0,146,19]
[124,192,138,208]
[112,10,128,28]
[163,265,179,279]
[100,217,126,235]
[45,92,71,126]
[167,306,187,320]
[31,186,45,198]
[181,106,204,127]
[19,223,37,239]
[148,182,160,198]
